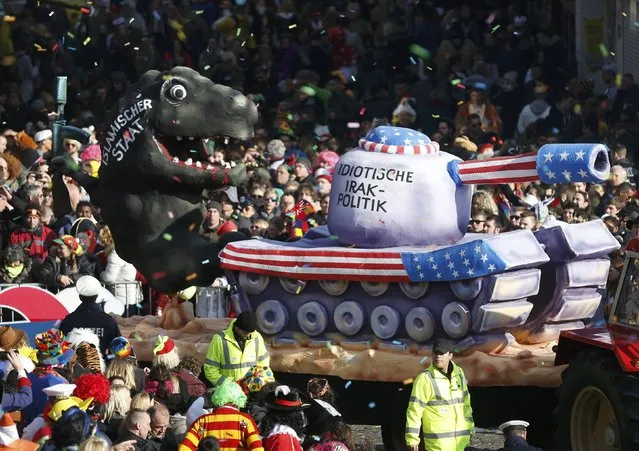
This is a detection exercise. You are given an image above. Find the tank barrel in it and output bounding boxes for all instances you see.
[450,143,610,186]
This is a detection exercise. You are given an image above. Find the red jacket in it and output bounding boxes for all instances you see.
[263,426,303,451]
[9,225,56,261]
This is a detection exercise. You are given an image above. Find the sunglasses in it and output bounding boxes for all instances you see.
[265,197,277,202]
[470,219,485,225]
[510,215,521,220]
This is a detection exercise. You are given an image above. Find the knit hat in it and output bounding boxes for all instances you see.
[108,337,133,360]
[217,221,238,236]
[316,173,332,184]
[243,365,275,393]
[295,158,312,174]
[66,328,100,350]
[35,330,73,366]
[267,139,286,161]
[235,311,258,333]
[53,235,80,253]
[80,144,102,162]
[317,151,339,172]
[153,336,175,356]
[23,204,41,217]
[73,374,110,406]
[206,201,222,214]
[0,411,38,449]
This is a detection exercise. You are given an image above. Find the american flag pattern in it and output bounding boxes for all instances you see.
[451,143,609,186]
[358,126,440,156]
[219,228,545,282]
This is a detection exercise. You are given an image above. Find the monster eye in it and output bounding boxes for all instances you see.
[166,83,187,103]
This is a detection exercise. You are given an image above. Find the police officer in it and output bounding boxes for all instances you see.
[203,311,269,386]
[496,420,542,451]
[405,338,474,451]
[59,275,122,355]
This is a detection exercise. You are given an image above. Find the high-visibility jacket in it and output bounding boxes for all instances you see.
[405,362,474,451]
[203,320,270,386]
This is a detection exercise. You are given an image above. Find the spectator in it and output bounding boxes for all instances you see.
[115,409,157,451]
[37,235,94,288]
[0,245,33,283]
[9,205,55,263]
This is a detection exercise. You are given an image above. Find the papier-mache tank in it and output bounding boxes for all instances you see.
[220,126,620,356]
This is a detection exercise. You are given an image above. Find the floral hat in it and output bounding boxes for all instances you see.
[243,365,275,393]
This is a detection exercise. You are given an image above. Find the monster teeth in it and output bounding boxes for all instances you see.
[173,157,179,163]
[185,158,193,166]
[195,161,202,168]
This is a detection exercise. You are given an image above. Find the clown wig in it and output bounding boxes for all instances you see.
[211,379,247,409]
[74,374,111,406]
[152,336,180,370]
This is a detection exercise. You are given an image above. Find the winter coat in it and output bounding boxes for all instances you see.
[100,248,141,306]
[116,429,160,451]
[36,254,95,287]
[9,225,56,262]
[1,372,32,411]
[263,425,303,451]
[59,302,122,354]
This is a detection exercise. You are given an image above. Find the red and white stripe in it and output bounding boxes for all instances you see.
[220,241,412,282]
[457,152,539,185]
[358,139,440,157]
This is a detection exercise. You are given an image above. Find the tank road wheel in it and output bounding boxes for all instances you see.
[558,350,639,451]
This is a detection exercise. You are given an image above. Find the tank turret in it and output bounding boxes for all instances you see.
[328,126,609,248]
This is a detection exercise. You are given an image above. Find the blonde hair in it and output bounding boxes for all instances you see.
[153,351,181,370]
[472,190,498,215]
[80,437,110,451]
[130,391,154,411]
[105,385,131,422]
[106,358,137,391]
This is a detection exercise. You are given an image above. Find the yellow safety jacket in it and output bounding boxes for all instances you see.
[203,319,269,386]
[405,362,474,451]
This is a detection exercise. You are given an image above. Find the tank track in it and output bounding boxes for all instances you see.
[226,221,619,353]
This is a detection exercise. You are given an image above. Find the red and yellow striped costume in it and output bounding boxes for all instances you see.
[179,405,264,451]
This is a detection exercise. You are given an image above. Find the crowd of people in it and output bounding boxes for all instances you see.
[0,0,634,449]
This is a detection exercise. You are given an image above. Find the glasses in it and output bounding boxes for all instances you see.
[252,195,263,199]
[65,142,78,147]
[510,215,520,220]
[265,197,277,202]
[470,219,485,225]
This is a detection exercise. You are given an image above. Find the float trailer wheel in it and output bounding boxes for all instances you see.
[558,350,639,451]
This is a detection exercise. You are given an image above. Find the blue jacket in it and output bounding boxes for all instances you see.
[24,370,68,423]
[1,372,33,411]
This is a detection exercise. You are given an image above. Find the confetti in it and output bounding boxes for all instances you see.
[410,56,417,65]
[189,223,197,231]
[599,43,609,57]
[359,107,366,116]
[186,273,198,281]
[168,211,174,219]
[49,11,54,16]
[485,12,496,25]
[67,32,75,38]
[195,9,203,14]
[162,233,173,241]
[236,28,241,37]
[409,43,431,60]
[172,176,182,183]
[623,11,628,17]
[80,7,91,14]
[432,114,440,119]
[368,402,376,409]
[152,271,168,279]
[204,65,211,71]
[124,42,130,47]
[351,75,356,82]
[402,378,414,385]
[52,43,59,51]
[202,259,210,264]
[68,47,77,52]
[451,79,461,86]
[289,24,297,29]
[344,381,352,389]
[420,356,429,364]
[491,24,500,33]
[392,340,402,345]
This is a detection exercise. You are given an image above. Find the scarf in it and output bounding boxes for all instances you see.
[5,264,23,279]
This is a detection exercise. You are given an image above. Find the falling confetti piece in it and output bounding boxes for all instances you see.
[408,43,431,60]
[402,378,414,385]
[204,65,211,71]
[236,28,241,37]
[432,114,440,119]
[345,381,352,389]
[295,286,303,294]
[410,56,417,65]
[202,259,210,264]
[189,223,197,231]
[392,340,402,345]
[351,75,356,82]
[133,333,143,340]
[359,107,366,115]
[451,79,461,86]
[186,273,198,281]
[420,356,429,364]
[168,211,174,219]
[289,24,297,29]
[368,402,376,409]
[80,7,91,14]
[162,233,173,241]
[152,271,168,279]
[173,176,182,183]
[491,25,501,33]
[49,11,54,16]
[623,11,628,17]
[52,43,59,51]
[485,12,496,25]
[67,32,75,38]
[599,43,609,57]
[196,9,203,14]
[124,42,130,47]
[68,47,77,52]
